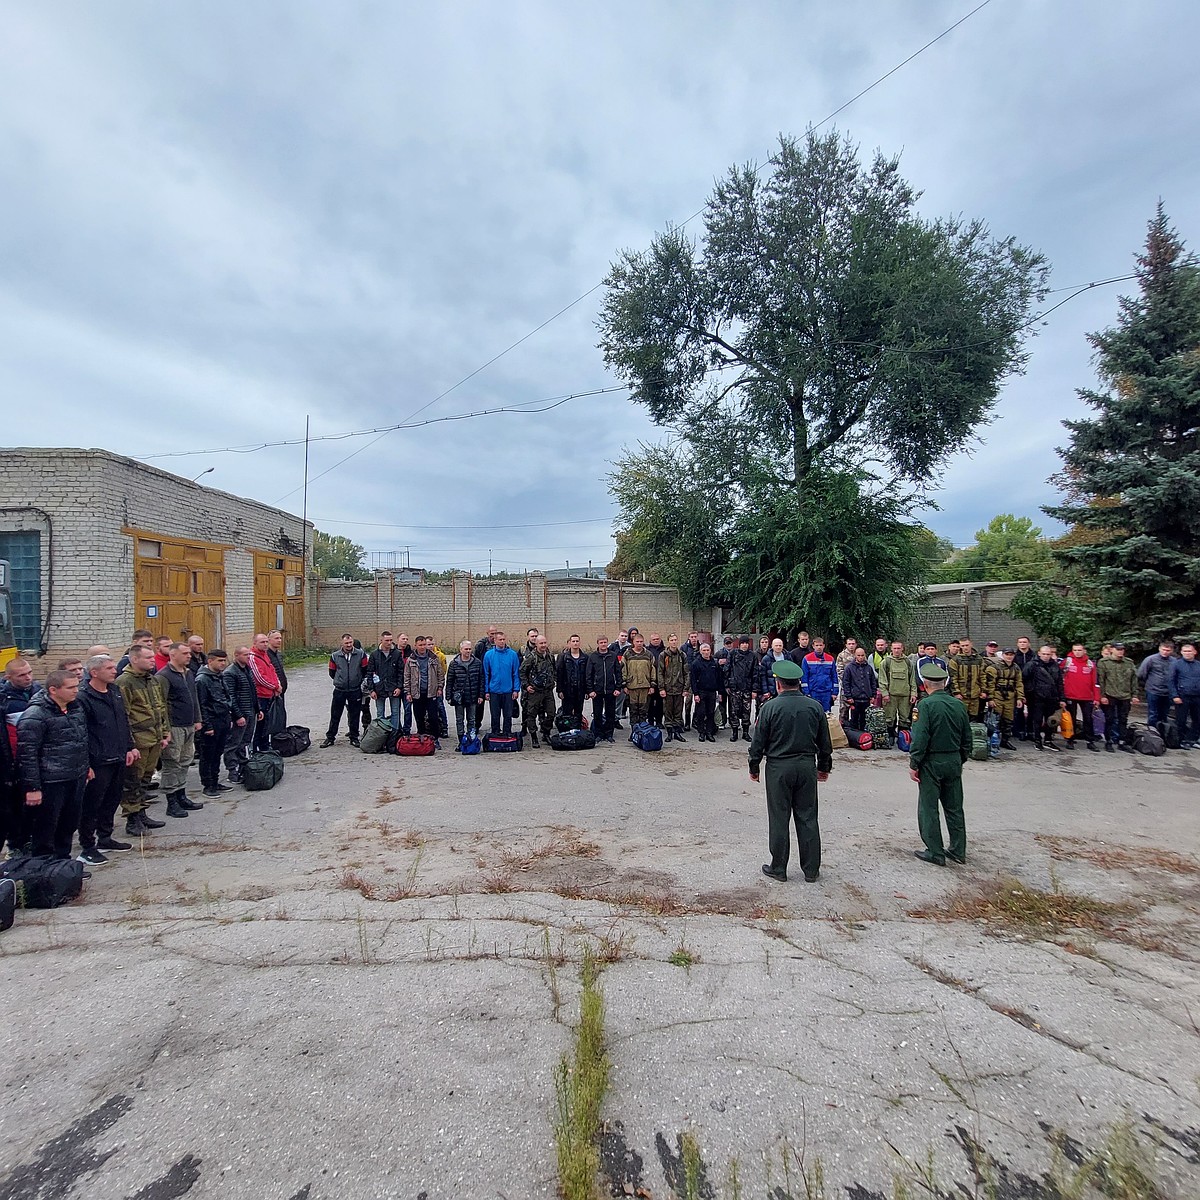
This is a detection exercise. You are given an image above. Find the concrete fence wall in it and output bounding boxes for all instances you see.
[313,574,710,652]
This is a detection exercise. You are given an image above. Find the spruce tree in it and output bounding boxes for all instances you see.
[1045,206,1200,643]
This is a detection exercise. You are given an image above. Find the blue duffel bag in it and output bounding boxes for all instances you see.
[629,721,663,752]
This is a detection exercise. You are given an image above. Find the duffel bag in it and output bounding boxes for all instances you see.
[243,750,285,791]
[359,719,393,754]
[896,729,912,752]
[1136,727,1165,756]
[1,878,17,930]
[483,732,523,753]
[969,722,989,762]
[844,726,874,751]
[629,720,663,751]
[828,716,848,750]
[555,711,580,733]
[1157,720,1181,751]
[271,725,311,757]
[550,728,596,751]
[396,734,436,756]
[459,733,482,755]
[0,854,85,909]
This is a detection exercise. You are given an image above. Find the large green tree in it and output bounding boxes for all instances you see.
[935,514,1054,583]
[598,130,1048,628]
[1044,207,1200,644]
[313,530,370,580]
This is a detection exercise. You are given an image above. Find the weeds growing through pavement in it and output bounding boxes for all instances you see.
[1036,834,1200,876]
[668,937,699,969]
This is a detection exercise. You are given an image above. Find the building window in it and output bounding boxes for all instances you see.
[286,575,302,598]
[137,539,162,558]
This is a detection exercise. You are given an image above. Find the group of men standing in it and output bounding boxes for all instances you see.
[0,628,290,868]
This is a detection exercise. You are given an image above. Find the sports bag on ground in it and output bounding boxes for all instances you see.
[969,722,989,762]
[629,720,663,751]
[896,729,912,753]
[828,717,848,751]
[483,732,522,753]
[459,733,482,755]
[550,728,596,751]
[1,878,17,930]
[843,726,874,751]
[271,725,311,757]
[0,855,85,909]
[243,750,285,791]
[1131,725,1165,756]
[396,734,436,756]
[555,711,581,732]
[1157,720,1181,751]
[359,718,393,754]
[864,706,889,742]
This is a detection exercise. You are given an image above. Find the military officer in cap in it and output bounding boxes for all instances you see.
[748,659,833,883]
[908,662,973,866]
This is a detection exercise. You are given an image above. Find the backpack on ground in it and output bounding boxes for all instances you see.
[969,723,990,762]
[0,855,85,909]
[243,750,285,791]
[629,721,664,751]
[843,726,874,751]
[1,878,16,930]
[395,734,436,756]
[828,717,848,751]
[1156,720,1182,751]
[1134,726,1166,756]
[483,732,523,753]
[896,729,912,753]
[459,732,482,755]
[550,728,596,751]
[359,719,393,754]
[864,707,889,742]
[271,725,311,757]
[555,711,581,733]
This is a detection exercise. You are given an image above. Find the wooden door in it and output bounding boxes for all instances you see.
[254,553,305,641]
[132,533,226,645]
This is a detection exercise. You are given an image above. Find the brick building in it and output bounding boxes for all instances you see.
[900,581,1063,648]
[0,448,312,665]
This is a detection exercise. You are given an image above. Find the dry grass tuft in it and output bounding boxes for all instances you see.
[483,871,518,894]
[1036,834,1200,875]
[499,827,602,872]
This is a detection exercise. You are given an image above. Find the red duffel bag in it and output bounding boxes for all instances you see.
[843,727,874,751]
[395,734,436,756]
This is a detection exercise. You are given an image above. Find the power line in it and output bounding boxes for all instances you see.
[314,516,612,531]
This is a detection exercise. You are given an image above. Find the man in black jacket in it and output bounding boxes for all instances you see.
[586,637,624,743]
[367,632,405,732]
[222,647,257,784]
[77,654,139,863]
[726,636,760,742]
[690,643,727,743]
[267,630,289,726]
[557,635,590,727]
[1023,646,1066,752]
[196,650,234,798]
[446,641,485,745]
[1011,636,1036,739]
[157,643,204,817]
[18,670,92,860]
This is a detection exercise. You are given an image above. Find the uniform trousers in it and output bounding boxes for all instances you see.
[765,757,820,880]
[523,690,556,738]
[916,752,966,861]
[122,740,162,816]
[883,695,912,733]
[728,690,754,731]
[160,726,196,793]
[626,688,651,726]
[663,692,685,732]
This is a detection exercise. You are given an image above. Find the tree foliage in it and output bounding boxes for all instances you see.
[313,530,370,581]
[1044,206,1200,643]
[934,514,1054,583]
[599,130,1048,629]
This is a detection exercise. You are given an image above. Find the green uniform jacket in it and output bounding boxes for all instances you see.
[116,666,169,744]
[950,652,987,705]
[747,691,833,775]
[878,655,916,697]
[983,661,1025,717]
[520,650,557,693]
[908,689,973,770]
[1097,657,1138,700]
[622,649,659,691]
[659,648,690,694]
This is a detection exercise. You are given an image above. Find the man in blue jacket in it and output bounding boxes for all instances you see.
[1172,642,1200,749]
[483,631,522,737]
[800,638,839,714]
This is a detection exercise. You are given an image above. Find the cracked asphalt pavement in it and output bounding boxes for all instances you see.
[3,664,1199,1198]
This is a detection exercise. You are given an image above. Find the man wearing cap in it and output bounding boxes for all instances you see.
[715,635,735,729]
[725,636,759,742]
[983,649,1025,750]
[908,662,973,866]
[1097,642,1137,752]
[748,659,832,883]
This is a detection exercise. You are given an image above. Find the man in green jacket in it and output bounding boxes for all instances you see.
[115,644,170,836]
[878,641,917,742]
[658,634,691,743]
[748,660,833,884]
[908,663,973,866]
[1097,642,1138,752]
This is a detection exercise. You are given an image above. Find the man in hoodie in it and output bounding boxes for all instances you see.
[800,638,839,715]
[18,669,92,860]
[621,633,659,728]
[196,649,234,798]
[483,631,522,737]
[657,634,691,743]
[1023,646,1066,752]
[689,642,726,742]
[77,654,138,863]
[1060,643,1100,751]
[1138,641,1177,730]
[1097,641,1138,752]
[1171,642,1200,749]
[322,634,370,747]
[725,635,759,742]
[116,645,170,836]
[556,634,590,728]
[157,641,204,818]
[404,635,445,745]
[841,646,878,731]
[520,635,557,747]
[950,638,988,722]
[587,636,624,743]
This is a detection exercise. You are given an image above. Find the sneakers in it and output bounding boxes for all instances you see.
[202,787,223,798]
[319,737,335,748]
[78,847,108,866]
[98,836,133,852]
[349,737,360,748]
[1105,742,1115,753]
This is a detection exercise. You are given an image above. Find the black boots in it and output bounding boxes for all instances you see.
[176,789,204,811]
[730,729,739,742]
[165,791,190,818]
[529,732,540,748]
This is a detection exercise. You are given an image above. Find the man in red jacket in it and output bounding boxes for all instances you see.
[249,633,283,751]
[1061,642,1100,751]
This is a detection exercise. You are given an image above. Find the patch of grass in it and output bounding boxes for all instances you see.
[553,947,609,1200]
[398,829,426,849]
[1036,834,1200,876]
[908,877,1142,941]
[499,827,602,872]
[482,871,517,894]
[668,940,699,970]
[594,923,636,965]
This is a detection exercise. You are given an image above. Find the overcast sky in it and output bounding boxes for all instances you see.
[3,1,1198,572]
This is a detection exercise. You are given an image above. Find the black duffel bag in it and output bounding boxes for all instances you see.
[243,750,285,790]
[0,855,85,909]
[549,728,596,751]
[271,725,311,757]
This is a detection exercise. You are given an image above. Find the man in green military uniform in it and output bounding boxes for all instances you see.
[983,648,1025,749]
[908,662,973,866]
[949,637,988,721]
[878,640,917,742]
[115,643,171,837]
[519,634,557,748]
[748,660,833,883]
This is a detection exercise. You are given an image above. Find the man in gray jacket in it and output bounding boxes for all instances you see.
[1137,641,1177,729]
[322,634,371,747]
